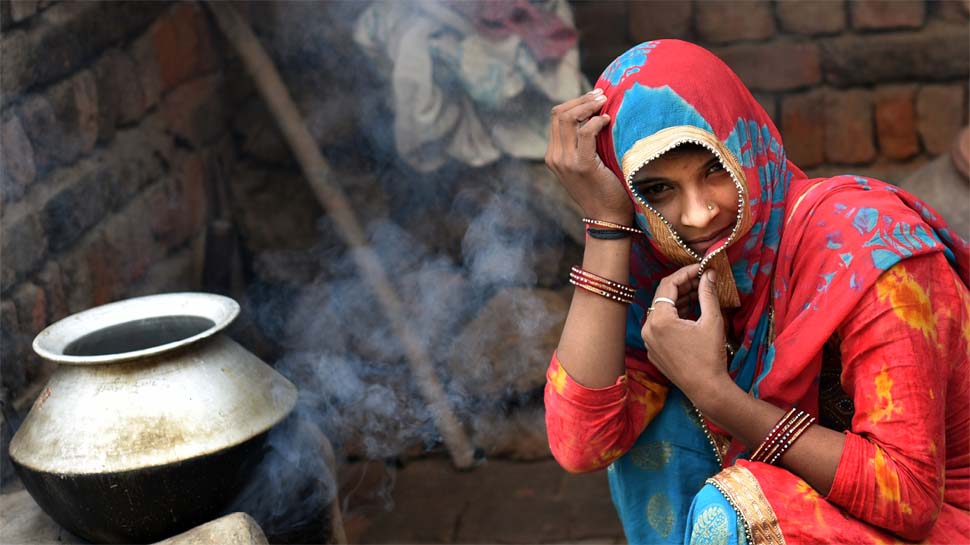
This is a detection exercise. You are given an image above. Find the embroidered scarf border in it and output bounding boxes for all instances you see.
[707,465,786,545]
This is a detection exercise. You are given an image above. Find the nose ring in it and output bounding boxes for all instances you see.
[706,203,715,211]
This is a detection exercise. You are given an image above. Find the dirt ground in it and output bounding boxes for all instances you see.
[341,456,626,544]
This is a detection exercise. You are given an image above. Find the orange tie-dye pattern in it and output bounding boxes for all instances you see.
[875,264,938,344]
[628,371,668,418]
[598,448,625,466]
[868,365,902,424]
[872,447,913,515]
[794,480,828,527]
[548,363,568,396]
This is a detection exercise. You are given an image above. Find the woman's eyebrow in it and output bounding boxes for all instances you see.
[632,175,670,186]
[699,156,720,172]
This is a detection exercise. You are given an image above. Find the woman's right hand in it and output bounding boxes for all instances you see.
[545,89,633,224]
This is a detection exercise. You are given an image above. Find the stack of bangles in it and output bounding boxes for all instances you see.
[749,408,816,465]
[569,266,636,304]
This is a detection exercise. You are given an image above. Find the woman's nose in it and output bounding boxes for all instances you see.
[680,192,717,229]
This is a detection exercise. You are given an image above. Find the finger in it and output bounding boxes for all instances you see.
[653,263,702,304]
[698,269,722,324]
[547,105,562,169]
[568,94,609,126]
[555,88,605,116]
[577,114,610,162]
[559,93,606,154]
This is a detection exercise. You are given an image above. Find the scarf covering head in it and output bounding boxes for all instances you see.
[593,40,970,462]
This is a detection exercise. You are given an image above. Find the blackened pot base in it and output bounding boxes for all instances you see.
[12,432,267,544]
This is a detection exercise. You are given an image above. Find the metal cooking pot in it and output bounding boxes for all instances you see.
[8,293,297,543]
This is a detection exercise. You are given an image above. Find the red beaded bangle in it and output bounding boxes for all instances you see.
[569,277,635,304]
[570,266,636,298]
[749,407,797,462]
[750,408,815,465]
[569,266,635,305]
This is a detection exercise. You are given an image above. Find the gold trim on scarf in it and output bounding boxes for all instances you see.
[619,126,754,308]
[786,180,825,226]
[708,465,786,545]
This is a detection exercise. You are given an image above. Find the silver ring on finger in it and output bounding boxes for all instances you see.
[652,297,676,307]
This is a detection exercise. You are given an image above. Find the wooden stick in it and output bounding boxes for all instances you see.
[203,2,477,469]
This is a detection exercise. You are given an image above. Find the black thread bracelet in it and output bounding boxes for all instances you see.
[587,228,631,240]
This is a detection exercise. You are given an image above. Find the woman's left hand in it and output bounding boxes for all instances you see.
[641,264,734,402]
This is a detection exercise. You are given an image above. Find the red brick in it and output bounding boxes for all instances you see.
[697,0,774,44]
[80,233,117,308]
[874,85,919,160]
[825,89,876,165]
[851,0,925,30]
[151,2,218,93]
[146,155,208,251]
[35,262,69,323]
[102,200,158,286]
[130,30,163,110]
[1,300,26,392]
[1,213,47,292]
[70,70,98,156]
[776,0,846,35]
[58,230,119,313]
[42,163,112,253]
[917,84,965,155]
[781,90,826,168]
[12,283,46,338]
[128,243,200,297]
[18,93,62,174]
[4,2,165,99]
[629,1,692,41]
[938,0,969,22]
[9,0,39,22]
[160,74,226,148]
[146,177,181,248]
[93,49,148,139]
[1,29,29,98]
[716,41,821,92]
[1,114,36,203]
[821,25,969,86]
[21,70,99,169]
[177,154,209,240]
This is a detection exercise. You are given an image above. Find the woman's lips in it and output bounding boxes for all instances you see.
[686,224,734,254]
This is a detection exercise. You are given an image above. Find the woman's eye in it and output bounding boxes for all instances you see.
[706,162,725,175]
[636,183,671,198]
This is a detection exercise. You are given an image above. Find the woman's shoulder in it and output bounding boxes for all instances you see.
[783,175,962,269]
[786,175,926,228]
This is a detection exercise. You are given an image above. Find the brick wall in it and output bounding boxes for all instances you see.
[572,0,969,182]
[0,0,233,478]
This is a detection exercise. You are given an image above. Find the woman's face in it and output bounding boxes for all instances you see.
[630,146,739,256]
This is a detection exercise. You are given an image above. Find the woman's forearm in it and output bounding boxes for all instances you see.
[695,382,845,495]
[556,234,633,388]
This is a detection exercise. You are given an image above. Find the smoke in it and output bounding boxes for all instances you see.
[227,1,583,541]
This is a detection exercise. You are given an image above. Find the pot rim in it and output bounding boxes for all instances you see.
[33,292,240,365]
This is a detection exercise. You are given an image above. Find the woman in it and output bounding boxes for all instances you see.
[543,40,969,544]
